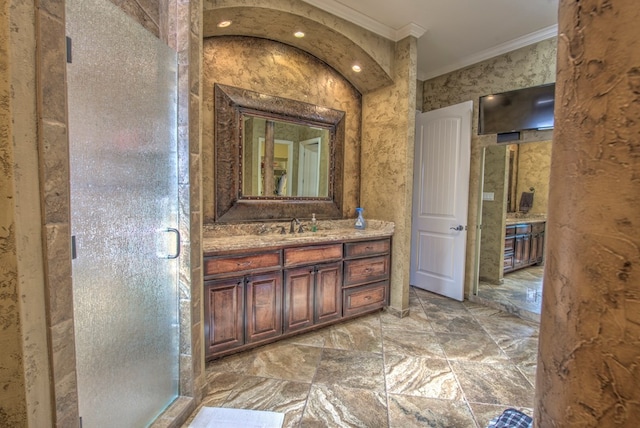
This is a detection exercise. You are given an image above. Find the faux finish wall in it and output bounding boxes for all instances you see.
[479,146,508,283]
[422,38,557,295]
[516,141,552,215]
[0,2,27,425]
[202,36,362,223]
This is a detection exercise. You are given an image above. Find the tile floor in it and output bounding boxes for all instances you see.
[476,266,544,323]
[184,287,539,427]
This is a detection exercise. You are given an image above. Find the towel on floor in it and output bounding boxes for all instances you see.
[486,408,532,428]
[519,192,534,213]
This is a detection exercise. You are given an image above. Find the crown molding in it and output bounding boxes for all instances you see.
[395,22,427,40]
[420,24,558,81]
[302,0,425,41]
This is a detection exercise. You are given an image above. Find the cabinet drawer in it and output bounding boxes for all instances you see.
[284,244,342,267]
[343,281,388,317]
[345,239,390,258]
[516,224,532,235]
[532,222,546,234]
[343,255,390,286]
[503,255,514,271]
[505,226,516,237]
[504,237,515,253]
[204,251,282,277]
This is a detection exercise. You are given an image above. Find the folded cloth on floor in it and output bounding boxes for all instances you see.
[486,408,533,428]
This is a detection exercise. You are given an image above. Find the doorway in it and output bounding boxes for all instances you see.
[475,141,552,322]
[67,0,180,425]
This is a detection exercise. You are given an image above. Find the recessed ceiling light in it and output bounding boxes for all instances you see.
[294,31,305,38]
[352,64,362,73]
[217,20,232,28]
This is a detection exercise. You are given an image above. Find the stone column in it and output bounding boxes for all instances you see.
[534,0,640,426]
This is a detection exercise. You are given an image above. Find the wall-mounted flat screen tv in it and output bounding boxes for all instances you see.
[478,83,555,135]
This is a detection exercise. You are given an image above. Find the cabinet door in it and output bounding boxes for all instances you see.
[245,271,282,343]
[204,278,245,356]
[283,267,314,333]
[514,236,526,268]
[315,262,343,325]
[529,234,539,263]
[536,232,545,263]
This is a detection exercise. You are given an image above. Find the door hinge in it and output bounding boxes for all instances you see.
[66,37,72,63]
[79,416,83,428]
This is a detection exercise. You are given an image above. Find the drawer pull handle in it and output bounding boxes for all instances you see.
[237,261,252,267]
[364,268,373,273]
[365,246,373,250]
[365,296,372,300]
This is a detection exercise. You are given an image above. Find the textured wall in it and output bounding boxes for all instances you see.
[361,37,417,314]
[0,1,27,425]
[202,0,395,94]
[535,0,640,426]
[422,38,557,295]
[479,146,508,283]
[202,36,362,223]
[516,141,552,215]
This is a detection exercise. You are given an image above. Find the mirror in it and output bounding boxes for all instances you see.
[476,140,552,313]
[214,84,345,222]
[241,115,330,198]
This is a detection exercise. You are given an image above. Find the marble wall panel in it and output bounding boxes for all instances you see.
[422,38,557,295]
[202,36,362,223]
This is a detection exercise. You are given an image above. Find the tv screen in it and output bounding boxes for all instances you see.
[478,83,555,135]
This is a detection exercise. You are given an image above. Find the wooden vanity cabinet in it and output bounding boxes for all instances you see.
[204,250,283,356]
[283,244,343,333]
[204,237,391,360]
[245,271,282,343]
[204,278,244,355]
[283,261,342,333]
[504,222,545,273]
[343,239,391,317]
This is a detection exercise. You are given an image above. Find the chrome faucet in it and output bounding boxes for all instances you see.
[289,218,300,234]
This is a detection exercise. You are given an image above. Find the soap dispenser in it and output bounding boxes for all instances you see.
[354,207,366,230]
[311,213,318,232]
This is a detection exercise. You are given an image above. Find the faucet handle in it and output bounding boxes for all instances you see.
[298,224,305,233]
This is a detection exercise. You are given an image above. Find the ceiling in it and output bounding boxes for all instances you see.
[302,0,559,81]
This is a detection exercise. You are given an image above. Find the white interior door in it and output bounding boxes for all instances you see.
[410,101,472,301]
[298,138,321,196]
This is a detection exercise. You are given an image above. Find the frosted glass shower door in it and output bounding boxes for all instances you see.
[67,0,179,426]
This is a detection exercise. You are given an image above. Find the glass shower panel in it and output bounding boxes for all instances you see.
[67,0,179,426]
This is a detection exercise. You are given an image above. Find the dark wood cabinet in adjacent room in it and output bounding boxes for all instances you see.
[504,221,545,273]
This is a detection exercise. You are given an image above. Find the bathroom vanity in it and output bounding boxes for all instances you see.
[203,220,393,360]
[503,220,545,273]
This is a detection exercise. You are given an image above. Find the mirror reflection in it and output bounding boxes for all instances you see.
[476,140,551,320]
[242,115,330,198]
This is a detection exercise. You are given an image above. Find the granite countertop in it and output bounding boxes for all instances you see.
[203,219,395,254]
[505,216,547,226]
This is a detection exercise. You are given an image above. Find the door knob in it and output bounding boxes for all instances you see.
[450,225,464,231]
